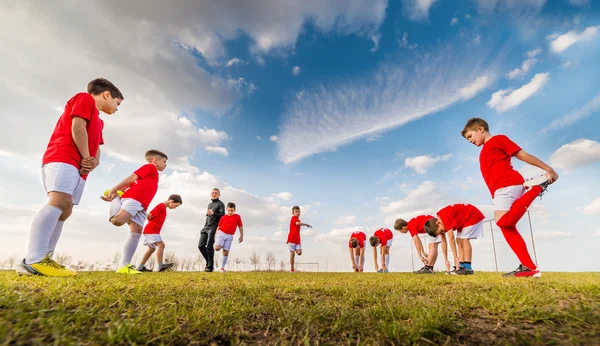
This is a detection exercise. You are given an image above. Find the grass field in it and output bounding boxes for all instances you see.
[1,271,599,345]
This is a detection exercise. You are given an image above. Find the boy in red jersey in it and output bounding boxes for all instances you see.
[348,231,366,272]
[462,118,558,278]
[395,215,451,274]
[102,149,168,274]
[424,203,485,275]
[136,194,183,273]
[213,202,244,273]
[17,78,123,277]
[369,228,393,272]
[287,206,312,273]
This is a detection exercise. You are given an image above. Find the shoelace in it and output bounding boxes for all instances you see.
[40,257,66,270]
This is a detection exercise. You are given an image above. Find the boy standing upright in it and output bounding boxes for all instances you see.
[287,206,312,273]
[17,78,123,277]
[461,118,558,277]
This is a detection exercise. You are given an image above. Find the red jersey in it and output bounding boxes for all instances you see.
[373,228,393,246]
[42,93,103,180]
[143,203,167,235]
[407,215,435,237]
[437,204,484,232]
[348,231,366,248]
[121,163,159,210]
[218,214,243,235]
[480,135,525,197]
[287,216,301,244]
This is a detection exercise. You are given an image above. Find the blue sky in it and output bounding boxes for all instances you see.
[1,0,599,272]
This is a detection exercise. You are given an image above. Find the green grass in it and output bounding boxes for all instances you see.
[1,271,599,345]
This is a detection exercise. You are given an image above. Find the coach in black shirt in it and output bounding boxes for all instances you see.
[199,188,225,272]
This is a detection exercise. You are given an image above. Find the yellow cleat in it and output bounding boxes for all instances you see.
[103,189,125,198]
[29,253,76,277]
[116,264,142,275]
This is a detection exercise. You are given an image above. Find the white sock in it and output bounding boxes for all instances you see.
[25,205,62,264]
[119,232,141,268]
[221,255,228,269]
[354,255,360,266]
[385,254,390,268]
[110,196,122,219]
[47,221,64,255]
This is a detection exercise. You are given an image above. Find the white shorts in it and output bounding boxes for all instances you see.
[457,220,484,239]
[143,234,163,249]
[42,162,85,205]
[428,235,441,243]
[383,239,393,247]
[493,185,525,211]
[288,243,302,252]
[215,230,234,251]
[121,198,147,227]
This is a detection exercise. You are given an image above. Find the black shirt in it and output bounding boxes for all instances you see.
[201,198,225,233]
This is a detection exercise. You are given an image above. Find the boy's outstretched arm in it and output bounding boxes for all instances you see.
[238,226,244,243]
[440,234,451,272]
[349,248,356,269]
[296,221,312,228]
[446,230,460,269]
[372,247,379,271]
[359,248,365,270]
[102,173,138,201]
[514,150,558,183]
[412,236,428,263]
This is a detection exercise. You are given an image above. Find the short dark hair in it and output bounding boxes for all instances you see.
[87,78,124,100]
[350,238,359,248]
[169,194,182,204]
[292,206,300,212]
[227,202,236,209]
[394,218,408,231]
[145,149,168,160]
[369,236,380,247]
[461,118,489,137]
[424,218,439,237]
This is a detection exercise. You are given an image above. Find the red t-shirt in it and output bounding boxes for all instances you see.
[287,216,301,244]
[407,215,435,237]
[42,92,103,180]
[480,135,525,197]
[373,228,393,246]
[218,214,243,235]
[348,231,366,248]
[121,163,159,210]
[436,204,484,232]
[143,203,167,235]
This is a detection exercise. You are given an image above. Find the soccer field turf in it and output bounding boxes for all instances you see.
[1,271,599,345]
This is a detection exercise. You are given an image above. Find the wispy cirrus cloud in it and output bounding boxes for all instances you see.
[276,41,501,163]
[543,93,600,132]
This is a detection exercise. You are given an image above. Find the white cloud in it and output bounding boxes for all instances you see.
[381,181,452,224]
[270,135,279,142]
[169,156,201,173]
[543,93,600,132]
[370,33,381,52]
[561,60,574,69]
[226,58,246,67]
[593,230,600,237]
[505,58,538,79]
[550,138,600,170]
[204,146,229,156]
[292,66,301,76]
[316,226,372,245]
[474,0,546,13]
[549,26,600,53]
[451,17,459,26]
[487,72,549,113]
[404,154,452,174]
[569,0,590,7]
[527,47,542,58]
[583,198,600,216]
[534,231,575,241]
[398,32,418,49]
[256,136,262,140]
[465,13,472,19]
[403,0,437,21]
[271,192,293,201]
[335,215,358,225]
[276,41,499,163]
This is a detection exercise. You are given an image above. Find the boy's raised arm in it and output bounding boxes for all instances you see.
[102,173,138,201]
[514,150,558,183]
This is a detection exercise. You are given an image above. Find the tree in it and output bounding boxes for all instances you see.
[111,251,121,270]
[234,257,242,272]
[55,253,72,267]
[6,255,17,270]
[195,253,206,271]
[164,252,178,271]
[265,252,276,271]
[279,260,286,272]
[249,253,260,271]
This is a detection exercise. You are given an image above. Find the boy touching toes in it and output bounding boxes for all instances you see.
[348,231,366,272]
[369,228,393,273]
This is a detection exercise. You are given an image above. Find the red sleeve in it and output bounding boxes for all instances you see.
[149,204,164,217]
[134,164,154,179]
[407,219,418,237]
[70,93,96,122]
[499,135,522,157]
[237,214,243,227]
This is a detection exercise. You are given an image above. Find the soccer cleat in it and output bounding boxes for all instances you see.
[158,263,174,272]
[205,267,214,273]
[116,264,142,274]
[137,265,152,272]
[536,181,550,198]
[414,266,434,274]
[27,253,76,277]
[103,189,125,198]
[455,267,474,275]
[290,268,295,273]
[523,174,548,188]
[219,268,225,273]
[504,264,541,278]
[16,259,38,276]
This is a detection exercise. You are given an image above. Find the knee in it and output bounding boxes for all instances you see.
[296,250,302,256]
[59,207,73,221]
[111,218,126,227]
[214,245,222,251]
[157,243,165,250]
